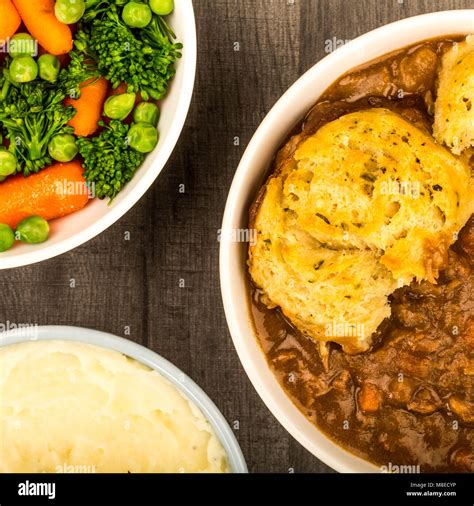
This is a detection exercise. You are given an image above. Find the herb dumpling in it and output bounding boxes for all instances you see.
[249,108,472,354]
[434,36,474,154]
[291,109,472,283]
[249,170,397,354]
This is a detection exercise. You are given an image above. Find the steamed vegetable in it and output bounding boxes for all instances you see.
[48,134,78,162]
[0,161,89,229]
[0,151,17,177]
[0,0,21,42]
[77,120,145,200]
[0,44,97,175]
[133,102,160,126]
[0,70,76,175]
[104,92,136,120]
[12,0,73,55]
[16,215,49,244]
[55,0,86,24]
[0,0,180,250]
[8,33,36,58]
[65,76,108,136]
[150,0,174,16]
[128,122,158,153]
[9,56,38,83]
[76,1,181,100]
[122,2,152,28]
[38,54,61,83]
[0,223,15,252]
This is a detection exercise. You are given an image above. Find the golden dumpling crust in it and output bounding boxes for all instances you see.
[249,108,472,354]
[434,36,474,154]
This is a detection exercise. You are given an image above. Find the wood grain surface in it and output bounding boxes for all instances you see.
[0,0,472,473]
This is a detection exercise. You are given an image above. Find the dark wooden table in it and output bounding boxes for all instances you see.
[1,0,471,473]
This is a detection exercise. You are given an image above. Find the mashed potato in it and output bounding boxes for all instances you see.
[0,340,229,473]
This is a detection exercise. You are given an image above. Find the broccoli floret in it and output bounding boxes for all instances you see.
[77,120,145,200]
[0,54,99,176]
[0,75,75,176]
[76,2,181,100]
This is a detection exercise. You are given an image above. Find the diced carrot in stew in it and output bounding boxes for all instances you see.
[357,383,382,413]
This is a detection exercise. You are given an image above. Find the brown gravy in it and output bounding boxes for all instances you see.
[249,37,474,472]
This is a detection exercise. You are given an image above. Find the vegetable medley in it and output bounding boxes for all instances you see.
[0,0,181,253]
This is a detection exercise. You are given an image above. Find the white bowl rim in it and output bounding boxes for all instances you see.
[220,10,474,473]
[1,0,197,270]
[0,325,248,474]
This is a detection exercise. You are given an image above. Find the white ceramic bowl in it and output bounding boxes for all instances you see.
[220,10,474,473]
[0,325,248,473]
[0,0,197,270]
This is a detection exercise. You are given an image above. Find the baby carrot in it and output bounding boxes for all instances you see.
[0,0,21,42]
[66,77,109,137]
[12,0,73,55]
[110,83,128,96]
[0,161,89,229]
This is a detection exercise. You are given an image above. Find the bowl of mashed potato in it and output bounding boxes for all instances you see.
[0,326,247,474]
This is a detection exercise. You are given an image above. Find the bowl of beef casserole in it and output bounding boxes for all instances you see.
[220,11,474,473]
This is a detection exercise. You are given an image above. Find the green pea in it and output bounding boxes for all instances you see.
[122,2,152,28]
[128,122,159,153]
[9,56,38,83]
[149,0,174,15]
[8,33,36,58]
[104,93,136,120]
[48,134,78,163]
[0,224,15,253]
[0,151,17,177]
[133,102,160,127]
[38,54,61,83]
[16,216,50,244]
[55,0,86,24]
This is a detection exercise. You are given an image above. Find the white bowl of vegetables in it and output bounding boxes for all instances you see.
[0,0,196,268]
